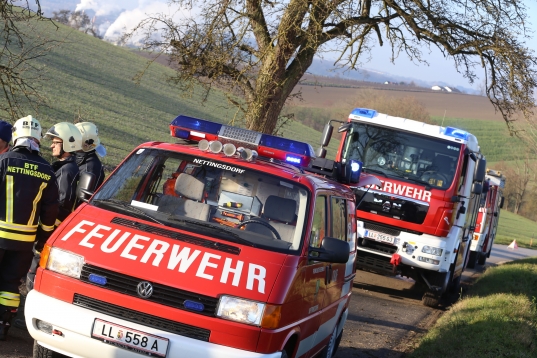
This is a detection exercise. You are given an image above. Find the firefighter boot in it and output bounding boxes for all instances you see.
[0,307,17,340]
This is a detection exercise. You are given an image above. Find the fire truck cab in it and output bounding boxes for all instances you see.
[317,108,488,307]
[468,169,506,268]
[25,115,380,358]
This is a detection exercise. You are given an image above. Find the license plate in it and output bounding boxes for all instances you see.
[92,319,169,357]
[364,230,395,244]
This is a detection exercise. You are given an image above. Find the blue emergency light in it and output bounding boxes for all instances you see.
[443,127,469,140]
[169,115,315,166]
[351,108,378,118]
[88,273,107,286]
[184,300,205,312]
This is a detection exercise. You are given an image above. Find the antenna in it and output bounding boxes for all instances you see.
[441,110,446,127]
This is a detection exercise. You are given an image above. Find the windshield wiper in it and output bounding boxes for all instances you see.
[402,177,433,189]
[167,217,256,247]
[92,199,164,225]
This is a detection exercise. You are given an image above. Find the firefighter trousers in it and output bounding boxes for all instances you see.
[0,248,34,309]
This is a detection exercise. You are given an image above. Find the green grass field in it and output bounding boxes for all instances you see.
[409,257,537,357]
[496,210,537,249]
[12,20,335,167]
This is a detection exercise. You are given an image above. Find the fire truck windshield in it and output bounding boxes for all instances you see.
[342,123,462,190]
[91,148,309,254]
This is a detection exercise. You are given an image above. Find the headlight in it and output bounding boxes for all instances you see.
[421,246,443,256]
[217,296,265,326]
[46,247,84,279]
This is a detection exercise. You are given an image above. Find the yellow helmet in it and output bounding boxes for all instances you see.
[45,122,83,153]
[12,115,42,143]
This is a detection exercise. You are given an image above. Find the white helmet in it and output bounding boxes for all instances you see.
[12,115,42,143]
[45,122,83,153]
[75,122,106,157]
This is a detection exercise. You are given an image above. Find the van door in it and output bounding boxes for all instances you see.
[311,196,356,355]
[295,195,330,358]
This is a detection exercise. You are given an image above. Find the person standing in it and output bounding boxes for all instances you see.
[45,122,82,227]
[0,121,12,154]
[0,115,58,340]
[75,122,106,192]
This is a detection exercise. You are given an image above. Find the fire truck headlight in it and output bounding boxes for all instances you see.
[217,296,266,326]
[46,247,84,279]
[421,246,443,256]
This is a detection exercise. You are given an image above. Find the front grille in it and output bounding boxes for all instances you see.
[81,265,219,317]
[111,217,240,255]
[358,238,398,255]
[73,294,211,342]
[363,222,401,236]
[356,251,394,274]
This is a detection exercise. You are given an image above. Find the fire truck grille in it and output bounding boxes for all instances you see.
[81,265,219,317]
[358,237,398,255]
[73,294,210,342]
[356,251,394,274]
[111,217,240,255]
[363,222,401,237]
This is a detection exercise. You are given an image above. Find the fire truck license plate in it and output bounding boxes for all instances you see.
[92,319,169,357]
[364,230,395,244]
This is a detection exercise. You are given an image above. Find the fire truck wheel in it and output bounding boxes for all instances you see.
[467,251,478,269]
[422,291,440,308]
[317,323,340,358]
[478,252,487,265]
[33,341,68,358]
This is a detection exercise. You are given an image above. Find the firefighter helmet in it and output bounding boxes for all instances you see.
[75,122,100,152]
[12,115,42,143]
[45,122,83,153]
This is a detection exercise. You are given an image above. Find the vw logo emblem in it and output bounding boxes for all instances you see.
[137,281,154,299]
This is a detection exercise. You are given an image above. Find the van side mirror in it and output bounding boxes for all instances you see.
[309,237,350,263]
[500,196,505,209]
[472,182,483,194]
[474,158,487,182]
[77,171,96,203]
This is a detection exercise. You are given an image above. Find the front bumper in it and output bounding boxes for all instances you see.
[357,224,461,273]
[25,290,282,358]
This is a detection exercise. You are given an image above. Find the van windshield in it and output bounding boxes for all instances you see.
[91,148,309,254]
[342,123,462,190]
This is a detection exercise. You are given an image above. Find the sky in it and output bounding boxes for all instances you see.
[72,0,537,92]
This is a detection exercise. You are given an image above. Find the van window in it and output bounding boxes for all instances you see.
[331,197,347,241]
[91,148,310,254]
[310,196,327,248]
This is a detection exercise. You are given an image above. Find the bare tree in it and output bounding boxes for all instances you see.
[496,152,537,215]
[131,0,537,135]
[0,1,57,120]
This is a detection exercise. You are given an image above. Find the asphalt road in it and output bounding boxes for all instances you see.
[333,243,537,358]
[2,244,535,358]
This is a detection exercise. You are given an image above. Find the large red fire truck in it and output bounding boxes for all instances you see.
[316,108,487,307]
[24,115,380,358]
[467,169,506,268]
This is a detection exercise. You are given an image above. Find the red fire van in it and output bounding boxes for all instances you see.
[25,115,379,358]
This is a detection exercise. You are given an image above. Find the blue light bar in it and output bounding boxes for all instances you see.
[184,300,205,312]
[171,115,222,135]
[286,155,302,165]
[444,127,469,140]
[260,134,315,156]
[351,108,377,118]
[88,273,107,286]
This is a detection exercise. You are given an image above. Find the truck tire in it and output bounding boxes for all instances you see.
[317,323,341,358]
[422,291,440,308]
[467,251,478,269]
[478,251,487,265]
[33,341,68,358]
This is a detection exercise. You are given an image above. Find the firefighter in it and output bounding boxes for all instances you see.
[0,116,59,340]
[75,122,106,192]
[45,122,83,227]
[0,121,12,154]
